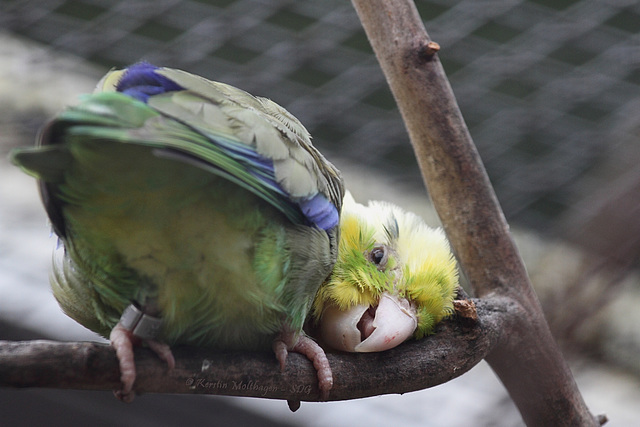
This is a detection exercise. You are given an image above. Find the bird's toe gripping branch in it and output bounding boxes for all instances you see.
[273,334,333,402]
[292,335,333,400]
[110,304,175,402]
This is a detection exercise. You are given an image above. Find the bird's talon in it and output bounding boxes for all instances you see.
[110,322,175,402]
[289,334,333,400]
[272,339,289,371]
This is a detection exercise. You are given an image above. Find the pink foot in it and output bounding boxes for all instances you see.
[110,324,137,402]
[273,339,289,371]
[291,335,333,400]
[273,333,333,402]
[109,323,175,402]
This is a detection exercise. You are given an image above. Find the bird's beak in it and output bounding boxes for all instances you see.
[319,292,417,352]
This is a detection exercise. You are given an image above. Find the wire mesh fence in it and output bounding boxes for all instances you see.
[2,0,639,233]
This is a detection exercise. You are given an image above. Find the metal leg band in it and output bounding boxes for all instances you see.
[119,304,163,340]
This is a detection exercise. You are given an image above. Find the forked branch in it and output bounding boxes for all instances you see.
[350,0,599,425]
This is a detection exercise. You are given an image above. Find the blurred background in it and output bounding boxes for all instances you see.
[1,0,639,425]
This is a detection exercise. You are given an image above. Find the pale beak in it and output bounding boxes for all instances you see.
[319,292,417,352]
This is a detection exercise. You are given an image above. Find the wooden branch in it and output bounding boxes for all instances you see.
[0,298,500,401]
[350,1,600,425]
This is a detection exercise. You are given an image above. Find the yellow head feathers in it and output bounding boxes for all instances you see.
[313,192,458,341]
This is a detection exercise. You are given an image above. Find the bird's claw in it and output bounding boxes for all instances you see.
[110,324,137,402]
[110,322,175,402]
[273,333,333,405]
[272,339,289,371]
[291,335,333,400]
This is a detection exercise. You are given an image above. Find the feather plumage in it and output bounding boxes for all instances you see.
[11,63,343,400]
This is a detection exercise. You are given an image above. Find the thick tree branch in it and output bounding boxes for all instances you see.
[0,298,500,401]
[350,0,599,425]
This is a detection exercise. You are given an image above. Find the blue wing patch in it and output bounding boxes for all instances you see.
[300,194,339,231]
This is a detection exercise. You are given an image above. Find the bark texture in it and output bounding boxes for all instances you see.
[0,297,497,401]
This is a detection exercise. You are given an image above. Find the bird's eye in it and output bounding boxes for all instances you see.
[369,245,388,270]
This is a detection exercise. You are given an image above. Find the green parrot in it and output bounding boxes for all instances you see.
[311,192,459,352]
[10,63,343,402]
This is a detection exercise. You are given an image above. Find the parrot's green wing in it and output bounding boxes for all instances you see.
[13,63,343,238]
[154,68,343,207]
[10,63,346,342]
[10,63,342,401]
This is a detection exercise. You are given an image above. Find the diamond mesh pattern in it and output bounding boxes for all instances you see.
[2,0,639,230]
